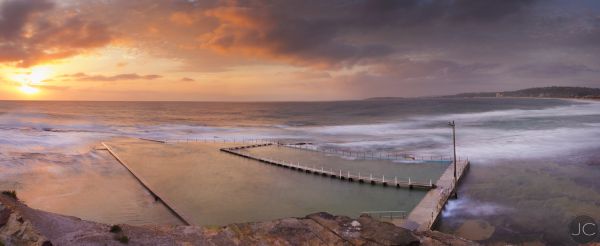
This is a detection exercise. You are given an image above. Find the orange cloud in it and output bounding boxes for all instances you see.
[170,12,196,26]
[61,73,163,82]
[0,0,112,67]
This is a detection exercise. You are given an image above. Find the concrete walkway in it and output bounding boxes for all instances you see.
[399,160,470,231]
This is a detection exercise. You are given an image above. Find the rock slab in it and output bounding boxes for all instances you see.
[0,194,476,246]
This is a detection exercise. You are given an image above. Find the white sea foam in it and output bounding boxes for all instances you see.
[282,101,600,162]
[442,198,511,218]
[1,100,599,163]
[423,102,600,123]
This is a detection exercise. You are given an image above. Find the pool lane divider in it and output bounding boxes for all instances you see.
[220,144,435,190]
[138,138,167,143]
[101,142,194,226]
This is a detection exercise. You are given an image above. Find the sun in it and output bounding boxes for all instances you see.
[10,66,53,96]
[19,85,40,95]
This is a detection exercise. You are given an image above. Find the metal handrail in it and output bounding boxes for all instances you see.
[360,210,408,220]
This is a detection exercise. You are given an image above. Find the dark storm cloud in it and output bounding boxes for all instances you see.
[343,0,536,27]
[173,0,600,94]
[200,0,539,68]
[0,0,112,67]
[201,1,394,68]
[444,0,536,22]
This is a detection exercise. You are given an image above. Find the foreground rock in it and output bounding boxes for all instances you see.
[0,194,475,245]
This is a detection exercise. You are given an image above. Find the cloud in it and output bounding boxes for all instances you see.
[443,0,537,22]
[75,1,598,73]
[0,0,112,67]
[180,77,195,82]
[61,73,163,82]
[196,0,541,69]
[0,0,54,39]
[169,12,197,26]
[510,63,600,78]
[331,58,504,98]
[4,0,599,99]
[371,59,499,79]
[287,71,331,80]
[200,3,393,69]
[37,84,69,91]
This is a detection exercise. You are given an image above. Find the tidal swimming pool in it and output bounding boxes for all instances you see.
[104,139,448,226]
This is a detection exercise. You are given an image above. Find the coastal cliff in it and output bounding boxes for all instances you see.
[0,194,475,246]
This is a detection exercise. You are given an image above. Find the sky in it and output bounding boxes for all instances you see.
[0,0,599,101]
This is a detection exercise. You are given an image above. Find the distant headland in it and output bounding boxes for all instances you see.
[366,86,600,100]
[443,86,600,99]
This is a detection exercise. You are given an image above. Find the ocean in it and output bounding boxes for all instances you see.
[1,98,599,244]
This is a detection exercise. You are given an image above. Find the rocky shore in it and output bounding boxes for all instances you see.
[0,194,475,245]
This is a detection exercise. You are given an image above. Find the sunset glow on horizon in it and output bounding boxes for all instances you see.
[0,0,599,101]
[6,66,53,97]
[18,85,40,95]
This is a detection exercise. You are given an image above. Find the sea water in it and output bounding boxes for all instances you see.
[1,98,599,244]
